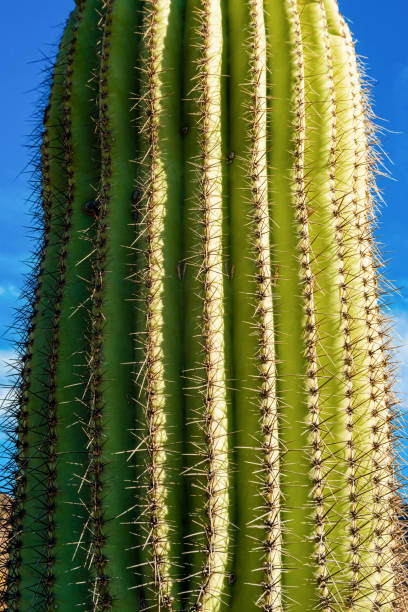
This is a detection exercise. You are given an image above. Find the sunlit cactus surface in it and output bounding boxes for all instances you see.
[2,0,407,610]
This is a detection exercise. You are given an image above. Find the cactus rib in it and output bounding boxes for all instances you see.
[192,1,229,609]
[15,14,77,611]
[42,4,87,606]
[340,17,396,608]
[88,2,115,606]
[53,0,101,605]
[138,0,177,607]
[317,2,359,606]
[8,94,57,611]
[88,0,140,607]
[7,86,65,610]
[247,1,282,609]
[324,2,384,607]
[288,2,330,609]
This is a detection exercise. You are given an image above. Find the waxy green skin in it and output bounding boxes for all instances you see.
[6,0,401,610]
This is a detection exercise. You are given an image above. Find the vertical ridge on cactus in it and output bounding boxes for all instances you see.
[192,1,230,608]
[247,1,282,608]
[53,1,100,604]
[137,1,186,607]
[288,3,330,607]
[2,0,406,610]
[15,14,78,610]
[339,15,395,605]
[88,2,140,608]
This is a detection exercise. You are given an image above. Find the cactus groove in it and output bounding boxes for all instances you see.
[2,0,407,610]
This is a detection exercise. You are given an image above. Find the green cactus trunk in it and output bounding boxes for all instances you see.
[3,0,406,610]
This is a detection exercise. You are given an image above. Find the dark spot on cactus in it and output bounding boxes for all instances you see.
[180,125,190,136]
[83,200,99,218]
[139,592,147,610]
[100,595,112,610]
[228,572,236,586]
[132,188,142,203]
[226,151,235,164]
[162,595,173,609]
[132,189,142,223]
[46,573,56,588]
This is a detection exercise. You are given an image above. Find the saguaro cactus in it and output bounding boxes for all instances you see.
[2,0,406,610]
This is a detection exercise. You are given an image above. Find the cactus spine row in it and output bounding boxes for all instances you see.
[2,0,406,611]
[247,0,282,608]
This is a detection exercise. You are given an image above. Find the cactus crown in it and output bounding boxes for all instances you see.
[1,0,407,611]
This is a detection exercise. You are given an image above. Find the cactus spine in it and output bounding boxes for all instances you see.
[2,0,406,610]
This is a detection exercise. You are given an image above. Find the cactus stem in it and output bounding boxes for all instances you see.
[50,1,103,606]
[192,0,229,609]
[13,12,77,610]
[7,135,44,607]
[340,17,396,609]
[323,3,398,607]
[88,0,141,606]
[7,96,59,603]
[41,4,86,608]
[139,1,175,608]
[247,1,282,609]
[318,2,360,608]
[6,1,404,609]
[88,1,114,607]
[289,1,330,608]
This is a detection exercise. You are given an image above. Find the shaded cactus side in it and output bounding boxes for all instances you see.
[0,0,407,611]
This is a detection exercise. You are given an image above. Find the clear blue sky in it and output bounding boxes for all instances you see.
[0,2,407,397]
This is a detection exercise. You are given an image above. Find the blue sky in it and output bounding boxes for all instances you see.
[0,2,407,405]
